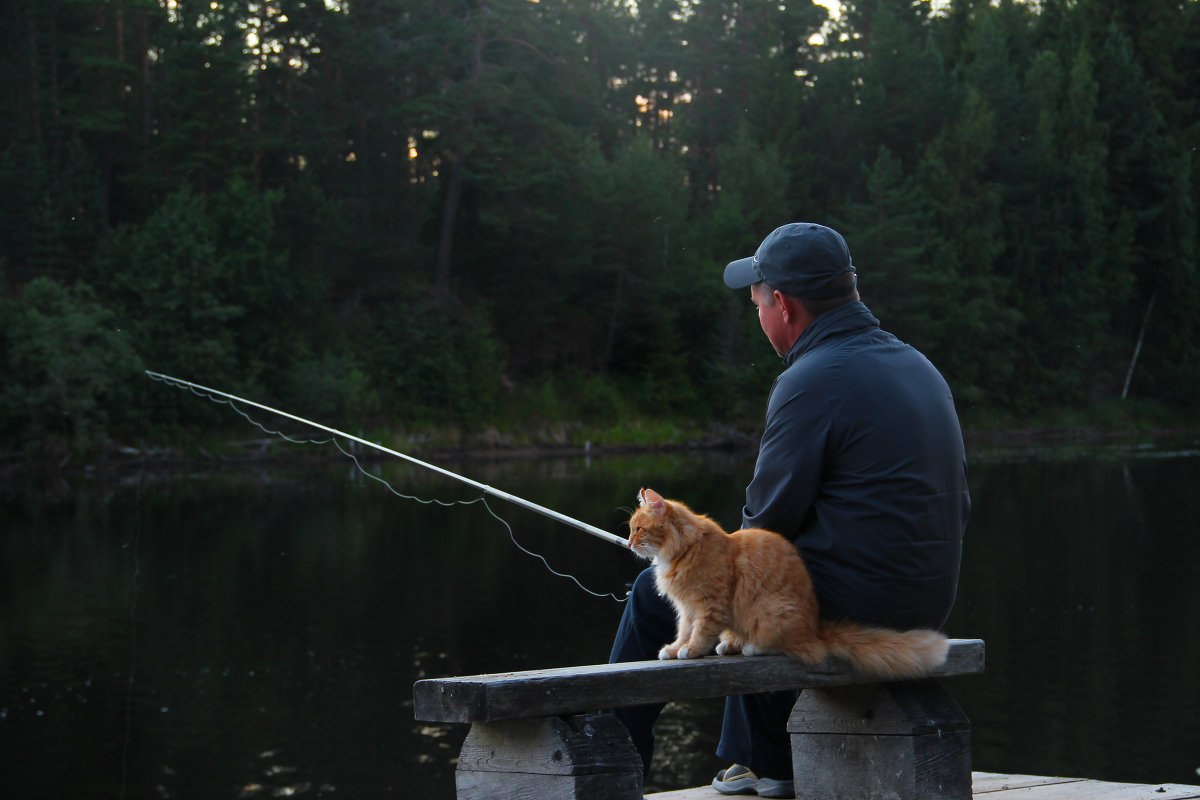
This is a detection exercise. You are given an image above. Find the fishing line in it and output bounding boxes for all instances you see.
[330,437,627,601]
[145,371,629,602]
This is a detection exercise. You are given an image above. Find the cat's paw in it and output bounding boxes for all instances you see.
[677,646,694,659]
[743,643,763,657]
[716,633,744,656]
[658,646,678,660]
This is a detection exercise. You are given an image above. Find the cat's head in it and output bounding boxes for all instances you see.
[628,488,673,560]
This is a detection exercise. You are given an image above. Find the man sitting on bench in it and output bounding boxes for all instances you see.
[608,222,972,798]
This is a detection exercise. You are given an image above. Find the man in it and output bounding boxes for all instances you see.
[609,222,970,798]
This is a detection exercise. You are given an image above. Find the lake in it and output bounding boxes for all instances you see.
[2,437,1199,798]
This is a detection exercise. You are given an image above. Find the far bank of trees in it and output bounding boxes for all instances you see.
[1,0,1198,458]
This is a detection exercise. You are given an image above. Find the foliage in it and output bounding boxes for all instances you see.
[357,291,505,427]
[0,277,143,456]
[1,0,1199,459]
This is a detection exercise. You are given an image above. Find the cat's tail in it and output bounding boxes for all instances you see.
[815,621,949,678]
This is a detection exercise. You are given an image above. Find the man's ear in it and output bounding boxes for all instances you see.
[778,291,814,329]
[775,289,794,323]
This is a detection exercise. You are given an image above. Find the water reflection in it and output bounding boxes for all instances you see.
[1,439,1199,798]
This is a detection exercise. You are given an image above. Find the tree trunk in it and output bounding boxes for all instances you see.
[1122,292,1157,399]
[435,155,466,300]
[601,250,628,374]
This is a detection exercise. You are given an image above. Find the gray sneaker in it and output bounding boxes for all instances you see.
[712,764,796,798]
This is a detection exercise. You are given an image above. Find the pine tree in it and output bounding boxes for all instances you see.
[838,145,943,353]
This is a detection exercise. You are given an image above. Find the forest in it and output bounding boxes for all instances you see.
[1,0,1198,460]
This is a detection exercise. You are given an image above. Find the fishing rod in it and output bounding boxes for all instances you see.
[144,370,630,550]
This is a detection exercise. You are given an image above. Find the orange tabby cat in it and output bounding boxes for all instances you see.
[627,488,948,678]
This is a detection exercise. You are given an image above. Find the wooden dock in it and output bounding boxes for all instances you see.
[645,772,1200,799]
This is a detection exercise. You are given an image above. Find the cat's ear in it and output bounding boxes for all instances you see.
[640,488,667,515]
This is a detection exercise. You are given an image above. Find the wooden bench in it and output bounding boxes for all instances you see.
[413,638,985,800]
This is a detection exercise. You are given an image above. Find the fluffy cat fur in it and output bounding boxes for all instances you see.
[627,488,949,678]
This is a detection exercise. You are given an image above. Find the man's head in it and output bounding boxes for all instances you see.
[725,223,860,355]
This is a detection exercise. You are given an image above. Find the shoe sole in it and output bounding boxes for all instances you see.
[712,780,757,795]
[712,777,795,798]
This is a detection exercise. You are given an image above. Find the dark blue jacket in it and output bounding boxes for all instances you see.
[742,301,969,630]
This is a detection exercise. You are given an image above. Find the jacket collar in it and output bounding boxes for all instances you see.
[783,301,880,367]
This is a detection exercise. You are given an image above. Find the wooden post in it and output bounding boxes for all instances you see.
[788,679,972,800]
[454,713,643,800]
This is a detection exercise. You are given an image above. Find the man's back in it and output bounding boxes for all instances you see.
[743,301,970,630]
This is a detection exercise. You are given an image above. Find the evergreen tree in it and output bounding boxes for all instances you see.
[838,145,944,352]
[140,0,251,199]
[700,125,794,418]
[916,83,1019,407]
[1093,22,1198,402]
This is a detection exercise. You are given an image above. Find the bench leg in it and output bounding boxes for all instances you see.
[787,679,972,800]
[454,713,644,800]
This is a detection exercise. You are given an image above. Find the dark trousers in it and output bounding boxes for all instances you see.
[608,567,797,780]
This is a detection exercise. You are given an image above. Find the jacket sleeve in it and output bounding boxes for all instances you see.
[740,381,831,541]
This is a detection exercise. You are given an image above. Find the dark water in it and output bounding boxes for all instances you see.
[2,440,1199,798]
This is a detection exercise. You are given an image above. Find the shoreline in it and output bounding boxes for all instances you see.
[4,422,1199,480]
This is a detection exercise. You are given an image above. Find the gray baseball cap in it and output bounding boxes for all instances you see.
[724,222,857,300]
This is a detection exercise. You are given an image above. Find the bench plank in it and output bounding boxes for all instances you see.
[413,638,984,724]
